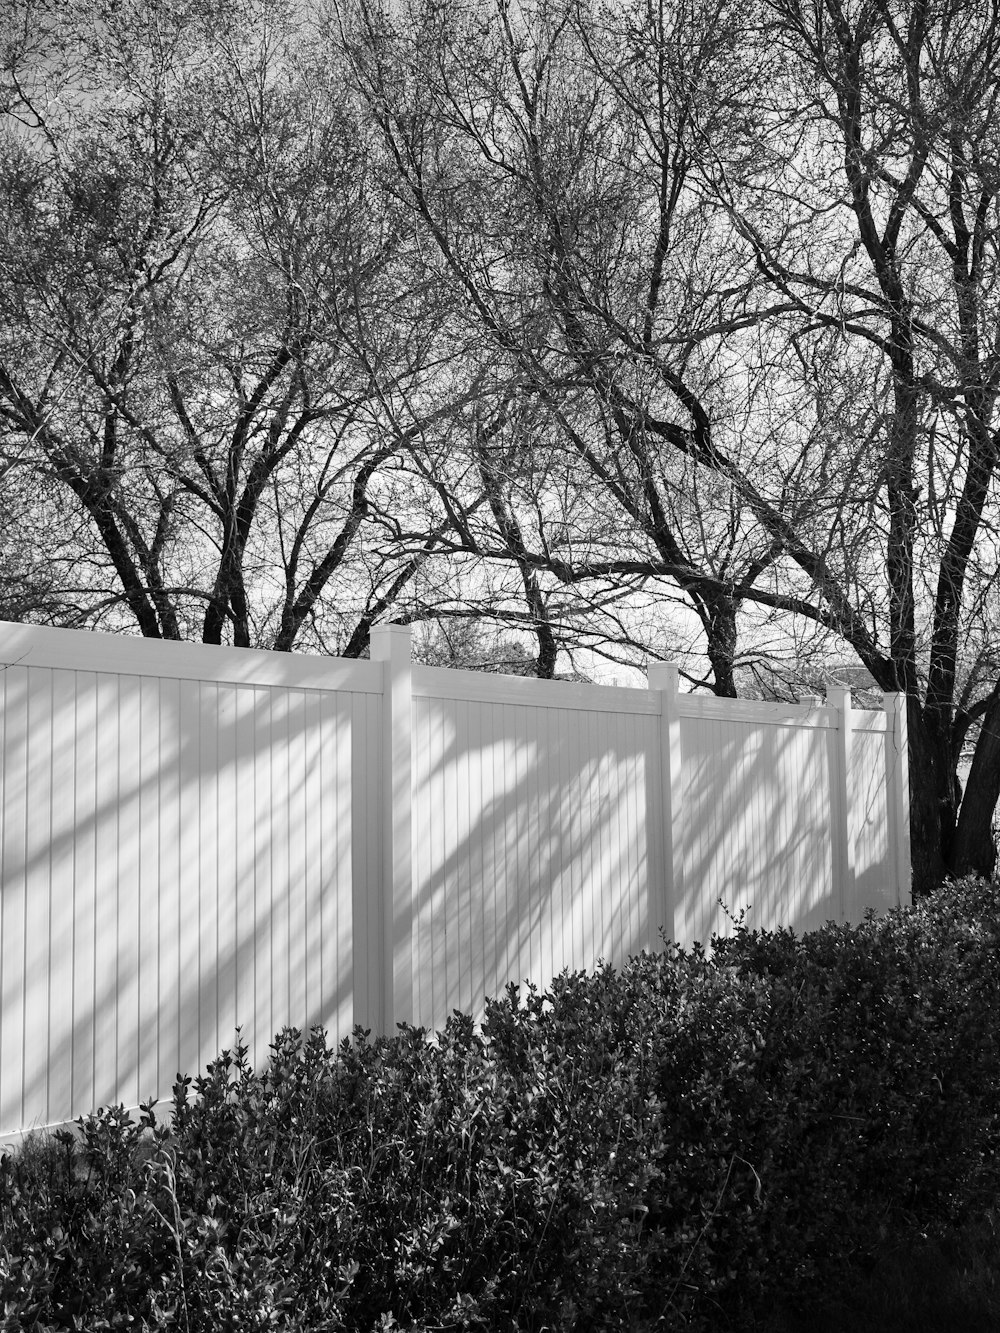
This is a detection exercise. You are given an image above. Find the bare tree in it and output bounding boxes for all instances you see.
[0,0,471,651]
[688,0,1000,887]
[12,0,1000,886]
[335,0,1000,887]
[333,0,785,692]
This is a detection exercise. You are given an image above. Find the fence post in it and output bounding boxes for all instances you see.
[370,624,414,1033]
[825,686,855,921]
[884,692,912,907]
[647,662,681,949]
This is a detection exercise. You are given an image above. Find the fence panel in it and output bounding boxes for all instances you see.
[0,623,910,1136]
[410,670,655,1026]
[849,713,893,920]
[675,703,837,944]
[0,629,369,1136]
[348,691,383,1035]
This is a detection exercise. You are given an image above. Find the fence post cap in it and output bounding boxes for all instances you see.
[370,623,412,659]
[647,660,679,691]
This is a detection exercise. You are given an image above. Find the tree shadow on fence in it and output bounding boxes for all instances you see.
[0,654,900,1138]
[407,693,655,1029]
[1,662,356,1138]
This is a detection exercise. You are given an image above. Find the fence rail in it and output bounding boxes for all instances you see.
[0,622,910,1137]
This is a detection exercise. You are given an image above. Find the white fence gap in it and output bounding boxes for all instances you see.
[0,622,910,1137]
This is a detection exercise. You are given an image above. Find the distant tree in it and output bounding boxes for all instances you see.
[412,617,547,675]
[0,0,472,651]
[700,0,1000,887]
[333,0,780,693]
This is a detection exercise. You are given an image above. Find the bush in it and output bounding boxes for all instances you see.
[3,876,1000,1331]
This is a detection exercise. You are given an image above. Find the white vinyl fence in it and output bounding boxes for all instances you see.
[0,622,910,1137]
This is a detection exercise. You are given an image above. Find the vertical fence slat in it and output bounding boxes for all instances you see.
[176,678,201,1081]
[47,670,75,1124]
[71,674,97,1119]
[647,663,680,948]
[226,685,245,1045]
[156,676,181,1107]
[91,672,113,1113]
[196,681,219,1072]
[23,669,53,1128]
[350,692,381,1036]
[1,667,27,1131]
[467,697,485,1019]
[328,694,353,1037]
[370,625,413,1032]
[826,688,855,921]
[301,690,323,1029]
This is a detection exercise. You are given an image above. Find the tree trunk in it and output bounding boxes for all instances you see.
[906,701,950,898]
[705,592,738,697]
[533,617,557,678]
[950,690,1000,879]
